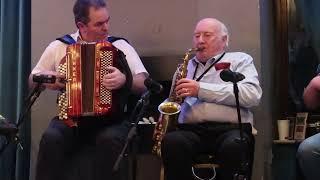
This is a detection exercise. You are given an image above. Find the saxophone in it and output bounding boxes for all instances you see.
[152,48,199,157]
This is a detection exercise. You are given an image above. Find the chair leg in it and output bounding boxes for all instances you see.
[160,164,165,180]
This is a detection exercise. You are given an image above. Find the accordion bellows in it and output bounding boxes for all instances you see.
[58,41,120,127]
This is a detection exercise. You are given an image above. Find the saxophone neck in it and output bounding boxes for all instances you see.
[181,48,197,76]
[183,48,194,61]
[183,47,201,63]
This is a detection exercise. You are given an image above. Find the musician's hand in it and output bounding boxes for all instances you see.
[102,67,126,90]
[33,71,65,91]
[176,78,199,98]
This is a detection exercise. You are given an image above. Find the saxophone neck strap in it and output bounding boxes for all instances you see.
[193,52,226,81]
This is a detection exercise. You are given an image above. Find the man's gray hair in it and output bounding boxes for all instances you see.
[73,0,107,26]
[219,21,229,48]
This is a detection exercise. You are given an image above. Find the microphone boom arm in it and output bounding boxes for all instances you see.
[0,82,44,156]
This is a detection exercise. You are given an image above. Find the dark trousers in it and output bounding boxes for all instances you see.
[161,122,255,180]
[35,117,130,180]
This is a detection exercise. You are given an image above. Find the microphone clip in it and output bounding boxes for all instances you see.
[220,69,245,83]
[33,74,56,84]
[144,77,163,94]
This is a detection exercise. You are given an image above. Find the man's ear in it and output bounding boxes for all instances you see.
[222,35,228,47]
[222,35,227,42]
[76,21,86,29]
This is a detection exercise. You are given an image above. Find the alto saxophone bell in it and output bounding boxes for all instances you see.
[158,101,181,115]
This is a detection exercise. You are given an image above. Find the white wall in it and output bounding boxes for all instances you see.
[108,0,198,56]
[31,0,262,179]
[31,1,74,179]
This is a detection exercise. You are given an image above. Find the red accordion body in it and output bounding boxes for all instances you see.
[58,41,120,126]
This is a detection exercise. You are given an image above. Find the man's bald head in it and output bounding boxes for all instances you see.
[193,18,229,62]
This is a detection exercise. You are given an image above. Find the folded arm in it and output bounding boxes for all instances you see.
[303,75,320,109]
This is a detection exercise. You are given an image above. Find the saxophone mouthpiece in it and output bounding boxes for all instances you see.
[195,47,205,51]
[188,47,203,53]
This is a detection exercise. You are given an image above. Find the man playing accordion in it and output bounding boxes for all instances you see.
[29,0,148,179]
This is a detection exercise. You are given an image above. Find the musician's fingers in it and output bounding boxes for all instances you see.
[184,82,198,97]
[176,83,189,91]
[176,78,191,86]
[102,74,125,90]
[106,66,119,73]
[112,73,126,89]
[102,79,112,90]
[178,86,196,97]
[103,75,119,85]
[104,73,113,80]
[177,80,199,94]
[103,74,112,83]
[176,88,183,95]
[104,70,120,79]
[176,87,187,96]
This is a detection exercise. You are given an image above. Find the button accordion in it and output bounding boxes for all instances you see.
[57,41,123,127]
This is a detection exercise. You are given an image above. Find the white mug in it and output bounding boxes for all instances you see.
[277,119,290,140]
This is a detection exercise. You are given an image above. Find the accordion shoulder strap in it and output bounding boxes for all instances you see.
[56,34,76,45]
[56,34,129,45]
[108,36,130,44]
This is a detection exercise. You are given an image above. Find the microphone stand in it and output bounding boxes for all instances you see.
[232,81,249,180]
[0,83,43,157]
[112,91,151,174]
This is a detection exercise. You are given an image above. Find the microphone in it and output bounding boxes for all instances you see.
[144,77,163,93]
[220,69,245,83]
[0,115,18,136]
[33,74,56,84]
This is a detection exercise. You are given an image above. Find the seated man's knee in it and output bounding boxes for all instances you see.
[95,123,130,149]
[217,134,253,165]
[161,131,196,160]
[39,128,64,149]
[96,131,125,150]
[297,137,317,160]
[162,132,187,151]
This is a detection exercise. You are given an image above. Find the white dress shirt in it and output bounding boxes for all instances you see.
[178,52,262,125]
[32,31,148,77]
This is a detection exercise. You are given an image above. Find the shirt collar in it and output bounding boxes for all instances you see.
[74,30,81,41]
[192,52,225,65]
[74,30,110,43]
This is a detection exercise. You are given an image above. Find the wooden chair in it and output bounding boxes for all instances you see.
[159,128,258,180]
[191,127,258,180]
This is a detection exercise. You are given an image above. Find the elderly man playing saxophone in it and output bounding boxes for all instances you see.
[160,18,262,180]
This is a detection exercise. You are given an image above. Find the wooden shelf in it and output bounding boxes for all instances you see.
[273,140,302,144]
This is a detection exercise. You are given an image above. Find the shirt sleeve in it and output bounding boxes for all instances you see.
[31,41,62,74]
[112,40,148,76]
[197,53,262,108]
